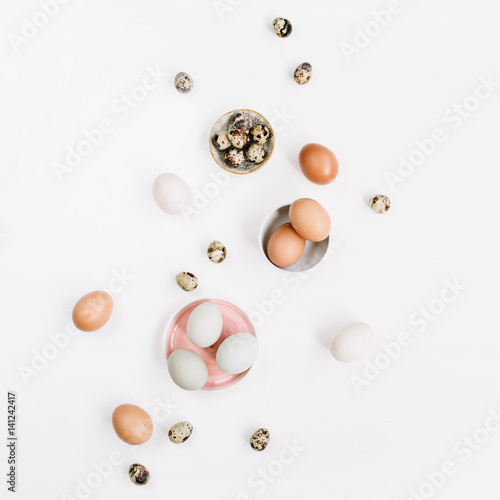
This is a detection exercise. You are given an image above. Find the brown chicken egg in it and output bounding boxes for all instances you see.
[267,223,306,268]
[289,198,331,242]
[298,143,339,185]
[72,290,113,332]
[112,404,153,445]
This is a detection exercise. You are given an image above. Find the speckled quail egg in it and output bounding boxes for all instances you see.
[250,428,270,451]
[228,129,250,149]
[176,272,198,292]
[214,131,231,150]
[232,112,252,133]
[207,240,226,263]
[168,422,193,444]
[294,63,312,85]
[174,72,194,93]
[224,148,245,168]
[369,194,391,214]
[273,17,292,38]
[129,464,150,486]
[246,144,266,163]
[250,124,270,145]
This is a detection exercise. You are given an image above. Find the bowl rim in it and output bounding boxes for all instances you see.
[259,203,330,274]
[209,108,275,175]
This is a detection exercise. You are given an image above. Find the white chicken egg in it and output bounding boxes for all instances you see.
[168,349,208,391]
[216,332,258,374]
[187,302,223,348]
[152,173,191,215]
[329,322,374,362]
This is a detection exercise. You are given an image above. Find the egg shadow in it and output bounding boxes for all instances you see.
[317,324,333,350]
[240,202,270,252]
[242,424,257,446]
[155,308,176,367]
[362,191,376,207]
[286,143,301,173]
[317,314,355,349]
[99,404,113,425]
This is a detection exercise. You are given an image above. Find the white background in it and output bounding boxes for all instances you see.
[2,0,500,499]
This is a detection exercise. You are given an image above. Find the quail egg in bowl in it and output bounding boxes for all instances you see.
[209,109,275,175]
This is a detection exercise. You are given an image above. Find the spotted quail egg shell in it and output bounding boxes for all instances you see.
[186,303,223,348]
[215,131,231,150]
[250,125,269,145]
[225,148,244,167]
[246,144,265,163]
[168,349,208,390]
[169,422,193,443]
[294,63,312,85]
[370,195,391,214]
[329,322,374,362]
[174,72,194,93]
[216,332,258,374]
[152,173,191,215]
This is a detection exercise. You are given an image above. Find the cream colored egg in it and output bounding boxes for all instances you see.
[187,302,223,348]
[329,322,374,362]
[152,173,191,215]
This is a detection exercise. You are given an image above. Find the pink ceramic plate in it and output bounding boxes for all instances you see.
[164,298,256,391]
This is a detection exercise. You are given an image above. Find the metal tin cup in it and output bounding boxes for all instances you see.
[259,204,330,273]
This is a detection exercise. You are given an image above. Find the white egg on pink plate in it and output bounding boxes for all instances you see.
[187,302,223,348]
[168,349,208,390]
[216,332,258,374]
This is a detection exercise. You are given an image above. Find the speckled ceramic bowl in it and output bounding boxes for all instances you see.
[260,204,330,273]
[164,298,256,391]
[209,109,275,175]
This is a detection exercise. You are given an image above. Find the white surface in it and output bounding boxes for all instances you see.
[1,1,500,499]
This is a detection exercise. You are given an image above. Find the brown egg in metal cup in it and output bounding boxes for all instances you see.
[209,109,275,175]
[259,203,330,273]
